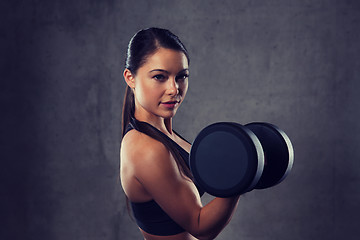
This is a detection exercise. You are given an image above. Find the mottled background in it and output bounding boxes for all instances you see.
[1,0,360,239]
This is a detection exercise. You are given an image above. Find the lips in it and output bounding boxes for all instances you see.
[163,101,178,104]
[161,100,180,108]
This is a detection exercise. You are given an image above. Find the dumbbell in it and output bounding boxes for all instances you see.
[189,122,294,197]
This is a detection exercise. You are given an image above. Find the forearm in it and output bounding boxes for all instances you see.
[194,196,241,239]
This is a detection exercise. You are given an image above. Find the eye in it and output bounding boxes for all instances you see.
[176,73,189,81]
[153,74,167,81]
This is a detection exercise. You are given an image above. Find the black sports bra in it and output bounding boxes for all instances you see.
[124,118,204,236]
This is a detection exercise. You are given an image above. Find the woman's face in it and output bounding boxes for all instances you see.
[130,47,189,121]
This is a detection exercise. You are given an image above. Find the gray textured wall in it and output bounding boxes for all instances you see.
[2,0,360,239]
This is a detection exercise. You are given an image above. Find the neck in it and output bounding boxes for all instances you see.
[134,111,173,136]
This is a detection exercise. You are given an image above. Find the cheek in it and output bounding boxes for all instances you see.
[136,82,162,105]
[180,81,189,97]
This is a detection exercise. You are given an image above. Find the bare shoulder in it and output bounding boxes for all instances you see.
[120,129,177,201]
[121,129,173,168]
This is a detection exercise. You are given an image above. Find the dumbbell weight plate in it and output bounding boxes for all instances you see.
[190,122,264,197]
[245,122,294,189]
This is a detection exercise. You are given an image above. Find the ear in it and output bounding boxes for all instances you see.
[123,69,136,89]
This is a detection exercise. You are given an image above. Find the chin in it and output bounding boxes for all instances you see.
[161,110,177,119]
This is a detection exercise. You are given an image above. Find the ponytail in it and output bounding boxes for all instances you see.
[121,86,135,138]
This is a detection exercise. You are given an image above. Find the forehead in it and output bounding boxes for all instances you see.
[142,48,188,72]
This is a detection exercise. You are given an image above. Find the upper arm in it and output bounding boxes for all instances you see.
[124,133,203,234]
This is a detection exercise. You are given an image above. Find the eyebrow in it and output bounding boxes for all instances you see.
[149,68,189,74]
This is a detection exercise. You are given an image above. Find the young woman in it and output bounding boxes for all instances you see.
[120,27,240,240]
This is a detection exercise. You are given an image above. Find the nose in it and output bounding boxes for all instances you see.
[166,78,179,96]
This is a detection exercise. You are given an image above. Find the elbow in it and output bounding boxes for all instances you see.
[187,212,221,240]
[193,233,219,240]
[191,228,219,240]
